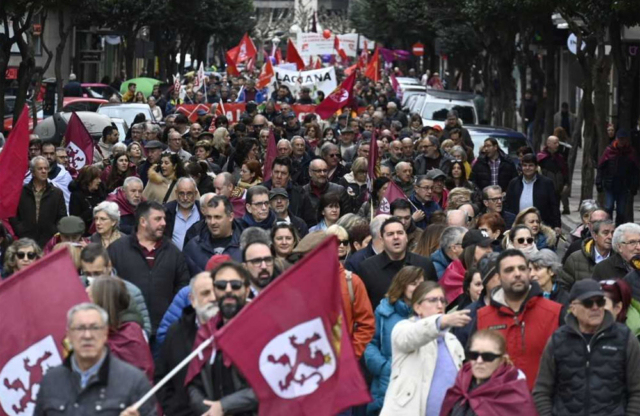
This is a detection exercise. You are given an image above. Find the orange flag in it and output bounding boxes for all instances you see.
[364,47,380,82]
[256,58,275,90]
[286,39,305,70]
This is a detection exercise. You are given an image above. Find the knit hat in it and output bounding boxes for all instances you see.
[205,254,232,271]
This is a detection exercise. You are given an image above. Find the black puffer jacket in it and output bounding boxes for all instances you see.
[107,235,190,334]
[533,312,640,416]
[469,152,518,193]
[69,180,107,232]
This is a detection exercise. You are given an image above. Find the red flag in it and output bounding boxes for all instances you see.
[286,39,305,71]
[390,73,400,94]
[357,42,369,69]
[315,71,357,120]
[184,314,221,387]
[256,58,275,90]
[214,237,371,415]
[0,248,89,412]
[263,128,278,182]
[334,36,348,62]
[65,112,94,171]
[376,181,408,215]
[275,48,283,65]
[314,57,322,70]
[0,107,29,219]
[226,48,240,77]
[308,55,313,69]
[364,48,380,82]
[237,33,257,63]
[246,56,255,73]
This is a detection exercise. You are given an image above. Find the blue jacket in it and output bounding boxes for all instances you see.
[154,286,191,354]
[431,248,451,280]
[364,298,412,415]
[344,243,376,276]
[409,193,441,229]
[183,220,243,275]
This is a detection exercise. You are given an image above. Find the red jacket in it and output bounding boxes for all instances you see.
[476,283,562,391]
[108,321,155,383]
[440,362,537,416]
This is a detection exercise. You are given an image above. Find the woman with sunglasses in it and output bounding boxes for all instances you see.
[380,282,470,416]
[326,224,351,264]
[2,238,42,278]
[601,279,640,337]
[529,249,570,306]
[441,329,536,415]
[365,266,424,415]
[513,207,556,250]
[504,225,538,259]
[271,223,299,260]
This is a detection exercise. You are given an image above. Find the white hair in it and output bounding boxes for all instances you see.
[370,215,391,240]
[67,302,108,328]
[612,223,640,252]
[200,192,215,207]
[176,176,197,189]
[123,176,143,190]
[29,156,48,172]
[93,201,121,226]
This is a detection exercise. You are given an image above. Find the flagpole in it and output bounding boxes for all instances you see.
[132,336,213,411]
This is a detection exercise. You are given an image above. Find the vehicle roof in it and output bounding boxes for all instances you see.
[63,97,108,104]
[422,96,475,105]
[396,77,420,84]
[81,83,110,87]
[425,90,476,101]
[466,125,525,138]
[98,103,151,108]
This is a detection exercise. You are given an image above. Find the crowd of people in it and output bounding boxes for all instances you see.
[7,68,640,416]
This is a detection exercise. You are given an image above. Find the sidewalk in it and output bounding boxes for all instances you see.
[561,148,640,233]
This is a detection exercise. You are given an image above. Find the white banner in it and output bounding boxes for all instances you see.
[274,67,337,98]
[297,33,374,58]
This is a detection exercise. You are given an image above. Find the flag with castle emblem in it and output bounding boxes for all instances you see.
[214,237,371,415]
[0,248,89,416]
[376,180,408,215]
[64,112,94,171]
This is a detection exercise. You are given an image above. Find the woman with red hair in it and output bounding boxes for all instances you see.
[601,279,640,337]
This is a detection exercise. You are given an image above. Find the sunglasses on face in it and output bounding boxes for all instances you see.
[339,240,350,247]
[16,251,37,260]
[516,237,534,245]
[213,280,244,291]
[581,297,606,309]
[467,350,503,362]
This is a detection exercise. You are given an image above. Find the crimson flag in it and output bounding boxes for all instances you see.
[236,33,257,63]
[0,107,29,219]
[315,71,357,120]
[263,128,278,182]
[275,48,283,65]
[357,42,369,70]
[256,58,275,90]
[65,112,94,172]
[0,248,89,415]
[184,315,221,387]
[226,48,241,77]
[214,237,371,415]
[286,39,305,71]
[334,37,348,62]
[364,48,380,82]
[314,57,322,70]
[376,181,408,215]
[390,73,400,94]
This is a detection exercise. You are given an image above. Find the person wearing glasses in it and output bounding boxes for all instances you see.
[474,249,563,391]
[503,225,538,259]
[441,329,536,415]
[534,279,640,415]
[595,223,640,281]
[160,177,201,251]
[2,238,42,278]
[34,303,155,416]
[380,281,469,416]
[320,142,349,185]
[238,186,277,231]
[188,262,258,416]
[408,175,442,229]
[325,224,351,264]
[513,207,557,251]
[481,185,515,229]
[303,159,352,227]
[242,238,281,298]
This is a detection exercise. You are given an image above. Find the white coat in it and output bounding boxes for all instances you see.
[380,314,465,416]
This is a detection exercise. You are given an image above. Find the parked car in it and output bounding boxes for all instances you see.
[111,117,129,140]
[97,103,155,127]
[33,111,112,145]
[400,85,426,108]
[61,97,108,113]
[3,96,43,134]
[467,125,528,161]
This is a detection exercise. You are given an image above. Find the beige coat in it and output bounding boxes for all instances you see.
[143,165,177,203]
[380,315,465,416]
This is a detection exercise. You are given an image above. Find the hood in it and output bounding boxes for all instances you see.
[377,298,412,318]
[539,224,557,248]
[342,172,358,185]
[489,280,544,313]
[581,238,596,259]
[440,259,466,303]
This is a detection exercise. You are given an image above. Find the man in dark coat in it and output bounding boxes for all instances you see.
[470,138,518,193]
[594,223,640,282]
[156,272,216,416]
[62,73,83,97]
[108,201,190,336]
[358,217,437,310]
[537,135,569,213]
[302,159,352,226]
[261,156,312,219]
[10,156,67,248]
[504,153,561,230]
[163,178,201,250]
[344,215,389,276]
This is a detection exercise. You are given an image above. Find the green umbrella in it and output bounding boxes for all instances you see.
[120,77,161,98]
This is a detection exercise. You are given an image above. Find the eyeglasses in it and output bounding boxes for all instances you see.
[213,280,244,290]
[621,240,640,248]
[69,325,106,334]
[485,197,503,203]
[580,297,606,309]
[467,351,503,362]
[516,237,534,245]
[328,153,340,158]
[245,256,274,267]
[251,201,270,208]
[339,240,350,247]
[419,296,447,306]
[16,251,37,260]
[415,185,433,191]
[178,192,195,198]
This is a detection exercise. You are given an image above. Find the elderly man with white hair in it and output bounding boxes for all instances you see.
[385,101,408,127]
[393,161,414,196]
[321,142,349,184]
[592,223,640,281]
[163,177,201,250]
[446,209,468,228]
[277,139,292,157]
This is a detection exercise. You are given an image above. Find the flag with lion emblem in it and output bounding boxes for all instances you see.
[214,236,371,415]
